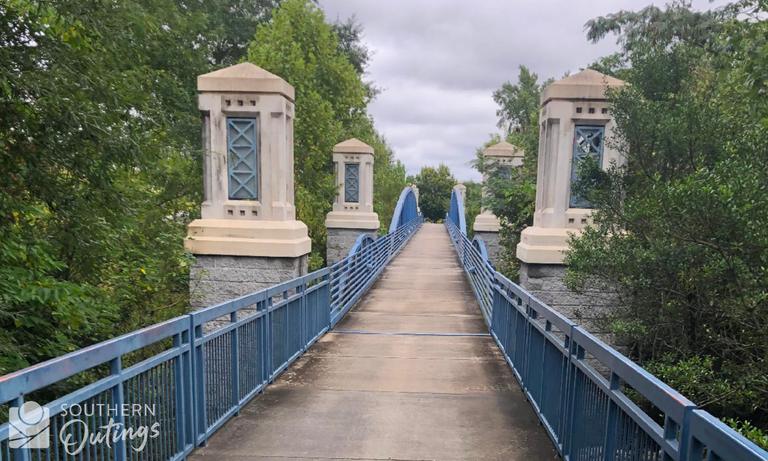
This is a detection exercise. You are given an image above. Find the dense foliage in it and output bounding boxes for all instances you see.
[0,0,405,374]
[566,0,768,440]
[474,1,768,442]
[248,0,406,267]
[411,165,456,222]
[462,181,482,235]
[476,67,547,278]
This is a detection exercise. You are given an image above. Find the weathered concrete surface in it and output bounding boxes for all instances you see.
[190,223,558,461]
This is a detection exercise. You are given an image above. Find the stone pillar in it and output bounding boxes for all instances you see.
[516,69,625,335]
[473,141,524,264]
[185,63,311,308]
[324,138,380,265]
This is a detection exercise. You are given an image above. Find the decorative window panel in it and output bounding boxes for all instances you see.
[227,118,259,200]
[344,163,360,203]
[569,125,604,208]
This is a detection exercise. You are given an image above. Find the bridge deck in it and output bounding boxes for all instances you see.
[190,223,557,460]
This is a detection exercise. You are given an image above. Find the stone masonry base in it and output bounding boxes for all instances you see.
[474,231,501,267]
[519,262,618,343]
[189,254,308,309]
[326,228,377,265]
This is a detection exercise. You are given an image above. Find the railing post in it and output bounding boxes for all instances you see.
[677,407,695,461]
[265,295,274,381]
[173,331,192,454]
[10,396,31,461]
[192,322,208,446]
[601,373,620,460]
[110,358,128,461]
[230,311,240,414]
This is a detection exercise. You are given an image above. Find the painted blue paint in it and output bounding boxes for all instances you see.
[0,198,423,461]
[1,185,763,461]
[471,236,491,267]
[447,188,467,236]
[227,118,259,200]
[348,233,376,257]
[444,212,768,461]
[344,163,360,203]
[388,187,419,233]
[569,125,604,208]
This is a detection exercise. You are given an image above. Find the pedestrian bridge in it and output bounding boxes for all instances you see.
[1,187,766,461]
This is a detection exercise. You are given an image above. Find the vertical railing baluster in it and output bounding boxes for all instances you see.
[173,333,186,455]
[230,311,240,414]
[602,373,620,461]
[193,322,207,446]
[10,396,31,461]
[266,295,274,381]
[109,358,127,461]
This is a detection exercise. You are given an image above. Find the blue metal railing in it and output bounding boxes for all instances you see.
[0,187,421,461]
[445,190,768,460]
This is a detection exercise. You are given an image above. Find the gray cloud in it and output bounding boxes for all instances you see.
[321,0,729,181]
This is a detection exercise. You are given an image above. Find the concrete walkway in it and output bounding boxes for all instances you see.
[190,223,557,460]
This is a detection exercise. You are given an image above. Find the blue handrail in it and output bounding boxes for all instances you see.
[0,211,422,460]
[444,214,768,461]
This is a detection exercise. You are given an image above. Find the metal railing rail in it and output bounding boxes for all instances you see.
[445,219,494,324]
[0,188,422,461]
[445,211,768,461]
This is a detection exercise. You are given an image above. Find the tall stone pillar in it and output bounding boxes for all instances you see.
[516,69,625,333]
[325,138,380,265]
[473,141,524,264]
[185,63,311,308]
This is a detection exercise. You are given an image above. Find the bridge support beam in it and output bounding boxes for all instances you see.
[325,138,379,265]
[473,141,524,265]
[185,63,311,308]
[516,70,625,338]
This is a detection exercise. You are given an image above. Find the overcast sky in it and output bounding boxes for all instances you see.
[320,0,728,181]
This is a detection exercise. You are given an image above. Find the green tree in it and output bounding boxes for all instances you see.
[478,66,547,278]
[0,0,220,372]
[0,0,406,375]
[566,0,768,437]
[412,165,456,222]
[463,181,482,235]
[247,0,406,266]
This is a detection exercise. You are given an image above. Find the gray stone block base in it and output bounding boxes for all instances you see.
[189,254,308,309]
[474,231,501,266]
[519,262,619,344]
[326,228,377,265]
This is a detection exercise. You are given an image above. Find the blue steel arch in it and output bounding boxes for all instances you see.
[388,186,419,233]
[471,236,491,266]
[448,187,467,235]
[348,233,376,256]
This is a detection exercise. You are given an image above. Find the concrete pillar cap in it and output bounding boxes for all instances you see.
[334,138,374,155]
[541,69,625,105]
[197,62,295,101]
[483,141,524,158]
